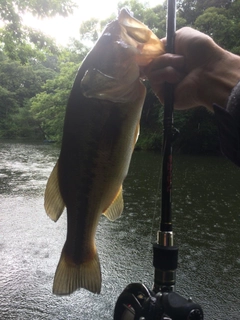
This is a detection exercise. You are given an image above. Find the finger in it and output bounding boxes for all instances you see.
[160,37,166,45]
[148,66,184,85]
[145,54,184,75]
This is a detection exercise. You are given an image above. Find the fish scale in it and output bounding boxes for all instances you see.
[44,8,164,295]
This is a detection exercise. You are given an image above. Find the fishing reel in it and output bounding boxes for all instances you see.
[114,239,203,320]
[113,282,203,320]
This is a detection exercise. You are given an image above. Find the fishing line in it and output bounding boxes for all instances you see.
[149,162,162,245]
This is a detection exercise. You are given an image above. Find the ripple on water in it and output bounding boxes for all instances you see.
[1,143,240,319]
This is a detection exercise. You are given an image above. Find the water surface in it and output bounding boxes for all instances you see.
[0,141,240,319]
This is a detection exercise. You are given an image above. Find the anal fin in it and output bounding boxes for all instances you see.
[103,186,124,221]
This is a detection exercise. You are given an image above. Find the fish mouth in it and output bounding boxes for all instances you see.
[118,8,165,66]
[80,8,164,103]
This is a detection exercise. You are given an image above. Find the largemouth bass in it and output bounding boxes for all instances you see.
[44,8,164,295]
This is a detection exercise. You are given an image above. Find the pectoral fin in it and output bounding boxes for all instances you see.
[103,186,124,221]
[44,161,65,222]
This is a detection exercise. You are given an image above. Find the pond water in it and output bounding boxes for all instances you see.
[0,141,240,319]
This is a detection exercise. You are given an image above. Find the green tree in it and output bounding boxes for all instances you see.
[177,0,240,52]
[0,86,18,137]
[173,108,219,154]
[0,0,76,63]
[30,61,79,141]
[1,0,239,152]
[177,0,232,25]
[79,18,100,43]
[0,55,58,138]
[118,0,167,38]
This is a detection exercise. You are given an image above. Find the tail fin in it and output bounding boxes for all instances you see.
[52,250,101,295]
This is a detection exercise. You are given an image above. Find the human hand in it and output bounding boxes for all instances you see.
[144,27,240,110]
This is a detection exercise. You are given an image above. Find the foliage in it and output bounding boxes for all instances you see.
[177,0,232,25]
[79,18,100,43]
[0,0,76,63]
[173,108,219,154]
[177,0,240,51]
[0,0,76,20]
[1,0,240,154]
[118,0,167,38]
[0,54,57,138]
[30,61,79,141]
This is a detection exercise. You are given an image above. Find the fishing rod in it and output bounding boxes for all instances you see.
[152,0,177,295]
[114,1,203,319]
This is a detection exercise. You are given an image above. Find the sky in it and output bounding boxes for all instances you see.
[23,0,164,46]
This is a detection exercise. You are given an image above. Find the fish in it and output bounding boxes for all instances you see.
[44,8,164,296]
